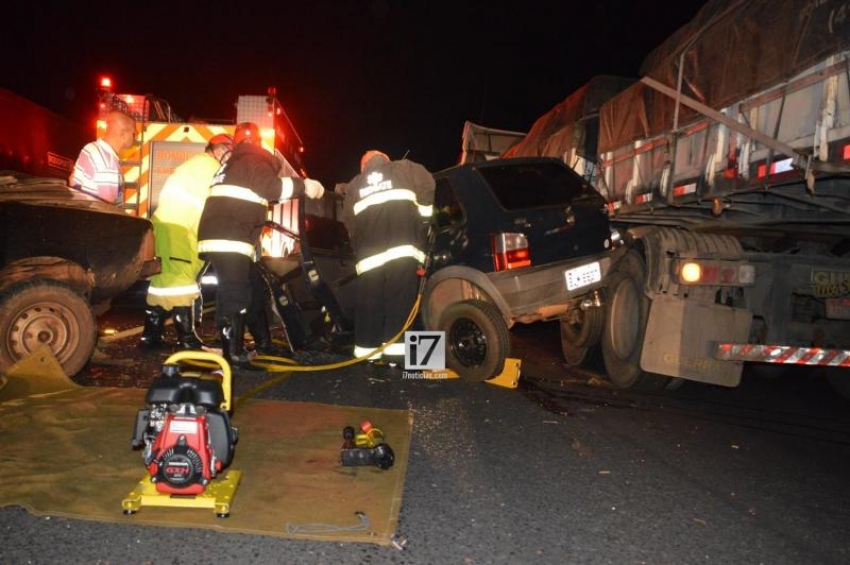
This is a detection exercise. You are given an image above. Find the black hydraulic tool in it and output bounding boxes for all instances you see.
[340,421,395,470]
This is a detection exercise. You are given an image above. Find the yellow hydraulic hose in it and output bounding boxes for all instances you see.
[252,292,422,373]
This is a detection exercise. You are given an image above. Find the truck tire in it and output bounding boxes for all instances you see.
[0,280,97,377]
[601,251,670,391]
[439,299,510,382]
[560,307,603,368]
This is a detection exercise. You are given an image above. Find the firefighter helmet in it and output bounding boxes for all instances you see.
[233,122,261,146]
[206,133,234,153]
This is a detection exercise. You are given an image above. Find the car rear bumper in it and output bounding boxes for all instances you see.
[490,252,612,323]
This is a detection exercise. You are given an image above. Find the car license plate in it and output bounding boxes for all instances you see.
[565,261,601,291]
[826,297,850,320]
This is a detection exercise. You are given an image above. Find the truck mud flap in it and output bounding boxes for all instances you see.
[641,293,751,387]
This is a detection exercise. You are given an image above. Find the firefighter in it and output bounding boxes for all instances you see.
[197,122,325,367]
[342,150,435,364]
[140,133,235,349]
[70,110,136,205]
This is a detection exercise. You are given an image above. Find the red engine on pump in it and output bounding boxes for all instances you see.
[147,410,218,494]
[131,364,238,495]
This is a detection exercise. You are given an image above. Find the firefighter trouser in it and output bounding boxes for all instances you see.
[354,257,419,359]
[206,252,268,329]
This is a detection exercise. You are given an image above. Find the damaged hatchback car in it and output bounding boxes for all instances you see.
[0,172,159,376]
[423,157,619,380]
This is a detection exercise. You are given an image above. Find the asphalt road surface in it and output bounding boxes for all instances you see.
[3,300,850,564]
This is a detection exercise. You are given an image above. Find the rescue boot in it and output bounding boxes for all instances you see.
[139,306,168,348]
[220,313,261,371]
[173,306,204,350]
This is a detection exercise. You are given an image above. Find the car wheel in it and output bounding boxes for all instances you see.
[601,251,670,391]
[439,300,510,382]
[560,306,604,368]
[0,280,97,377]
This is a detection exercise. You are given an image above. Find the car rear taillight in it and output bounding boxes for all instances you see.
[492,233,531,271]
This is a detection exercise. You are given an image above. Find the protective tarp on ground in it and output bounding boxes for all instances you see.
[502,76,633,164]
[599,0,850,154]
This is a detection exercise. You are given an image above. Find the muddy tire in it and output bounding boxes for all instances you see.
[439,299,510,381]
[0,280,97,376]
[601,251,670,391]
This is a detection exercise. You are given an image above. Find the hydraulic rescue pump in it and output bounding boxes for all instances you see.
[131,362,238,495]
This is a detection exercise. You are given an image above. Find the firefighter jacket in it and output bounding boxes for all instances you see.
[198,142,306,258]
[147,152,220,309]
[342,158,435,275]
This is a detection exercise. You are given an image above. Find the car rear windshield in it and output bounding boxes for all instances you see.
[477,161,602,210]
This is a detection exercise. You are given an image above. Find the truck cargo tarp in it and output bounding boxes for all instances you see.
[599,0,850,154]
[459,121,526,163]
[502,76,633,162]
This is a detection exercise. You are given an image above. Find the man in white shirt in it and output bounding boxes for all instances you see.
[70,110,136,205]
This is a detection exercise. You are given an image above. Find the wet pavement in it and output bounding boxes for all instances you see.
[3,297,850,564]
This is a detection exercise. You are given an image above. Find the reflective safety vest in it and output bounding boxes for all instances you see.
[147,152,220,309]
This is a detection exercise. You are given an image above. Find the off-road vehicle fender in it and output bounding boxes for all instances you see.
[0,257,94,298]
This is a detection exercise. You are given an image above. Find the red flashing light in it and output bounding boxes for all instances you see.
[843,144,850,160]
[100,76,112,89]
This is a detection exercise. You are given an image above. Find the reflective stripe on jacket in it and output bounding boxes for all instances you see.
[355,244,427,275]
[353,188,434,219]
[197,239,257,257]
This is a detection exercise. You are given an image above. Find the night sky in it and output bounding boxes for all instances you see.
[5,0,707,186]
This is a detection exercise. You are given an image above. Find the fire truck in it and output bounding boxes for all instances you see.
[96,77,313,257]
[0,88,89,179]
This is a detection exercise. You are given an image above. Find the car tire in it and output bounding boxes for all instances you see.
[0,280,97,377]
[560,306,604,368]
[601,251,670,391]
[439,299,510,382]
